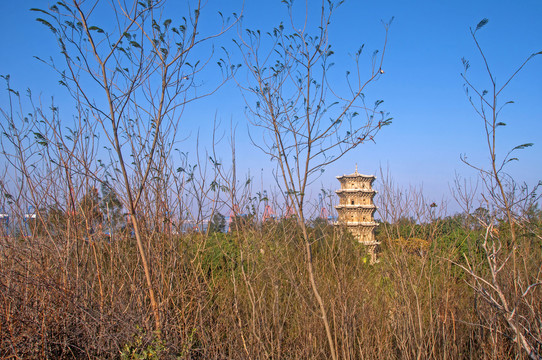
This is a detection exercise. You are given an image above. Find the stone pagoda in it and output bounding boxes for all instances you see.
[335,166,379,262]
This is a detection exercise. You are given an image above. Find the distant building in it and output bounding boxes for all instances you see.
[335,166,379,263]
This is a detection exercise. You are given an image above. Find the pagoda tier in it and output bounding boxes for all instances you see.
[336,190,376,206]
[343,225,380,246]
[335,206,377,224]
[336,172,375,190]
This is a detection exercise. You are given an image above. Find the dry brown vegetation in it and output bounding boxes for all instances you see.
[1,198,541,359]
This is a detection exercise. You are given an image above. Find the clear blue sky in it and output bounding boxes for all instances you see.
[1,0,541,214]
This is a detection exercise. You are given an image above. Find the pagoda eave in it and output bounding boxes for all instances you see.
[335,205,377,209]
[335,189,377,194]
[335,221,379,227]
[336,174,376,180]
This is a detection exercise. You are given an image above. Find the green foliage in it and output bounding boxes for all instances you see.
[199,232,241,275]
[522,202,542,243]
[120,328,165,360]
[208,212,226,234]
[475,18,488,32]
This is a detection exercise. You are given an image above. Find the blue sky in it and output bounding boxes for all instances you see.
[1,0,541,215]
